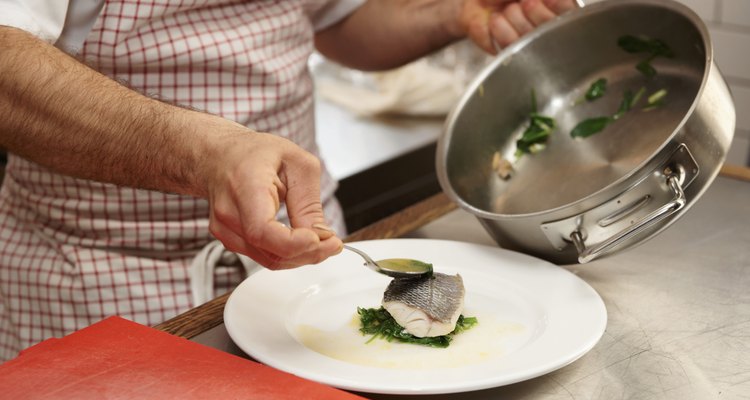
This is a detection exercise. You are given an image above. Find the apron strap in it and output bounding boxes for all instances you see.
[189,240,261,306]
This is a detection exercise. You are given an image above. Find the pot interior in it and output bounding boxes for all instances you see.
[441,1,707,216]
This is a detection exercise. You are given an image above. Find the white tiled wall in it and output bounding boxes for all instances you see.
[687,0,750,166]
[721,0,750,27]
[586,0,750,166]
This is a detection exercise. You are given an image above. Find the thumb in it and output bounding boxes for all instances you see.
[289,196,336,240]
[281,154,336,240]
[481,0,516,6]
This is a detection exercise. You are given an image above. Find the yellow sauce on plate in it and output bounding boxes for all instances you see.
[296,312,526,370]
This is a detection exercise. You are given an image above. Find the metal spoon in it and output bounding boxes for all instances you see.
[343,245,433,279]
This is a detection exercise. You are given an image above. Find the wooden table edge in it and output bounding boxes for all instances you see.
[154,163,749,338]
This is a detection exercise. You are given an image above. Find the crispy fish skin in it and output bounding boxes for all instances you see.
[382,273,465,337]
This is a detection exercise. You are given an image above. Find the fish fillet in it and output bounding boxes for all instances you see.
[382,273,465,337]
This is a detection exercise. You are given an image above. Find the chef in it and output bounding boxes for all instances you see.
[0,0,575,361]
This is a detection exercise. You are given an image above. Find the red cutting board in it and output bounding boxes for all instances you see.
[0,316,364,399]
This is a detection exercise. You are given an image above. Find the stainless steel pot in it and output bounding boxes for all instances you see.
[436,0,735,264]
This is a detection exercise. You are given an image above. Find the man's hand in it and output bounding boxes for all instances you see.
[199,123,343,270]
[0,26,342,271]
[314,0,576,71]
[460,0,578,54]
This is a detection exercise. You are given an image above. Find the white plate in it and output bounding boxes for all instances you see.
[224,239,606,395]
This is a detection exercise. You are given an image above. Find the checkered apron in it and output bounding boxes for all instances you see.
[0,0,345,361]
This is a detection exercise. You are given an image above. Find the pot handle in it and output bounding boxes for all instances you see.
[570,174,686,263]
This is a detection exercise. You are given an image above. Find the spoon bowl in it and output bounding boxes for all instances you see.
[343,245,433,279]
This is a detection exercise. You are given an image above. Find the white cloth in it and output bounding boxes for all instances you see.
[190,241,262,306]
[0,0,69,43]
[317,58,465,117]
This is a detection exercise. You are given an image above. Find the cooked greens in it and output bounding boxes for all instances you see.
[636,60,657,79]
[617,35,674,78]
[584,78,608,102]
[357,306,478,348]
[644,88,668,110]
[613,87,646,120]
[570,116,612,138]
[571,34,673,138]
[498,35,673,151]
[571,86,649,138]
[516,114,555,156]
[515,90,556,158]
[618,35,674,57]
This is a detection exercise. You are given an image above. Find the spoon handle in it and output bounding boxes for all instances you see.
[343,245,382,274]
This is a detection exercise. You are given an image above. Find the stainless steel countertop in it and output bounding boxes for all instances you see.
[193,175,750,399]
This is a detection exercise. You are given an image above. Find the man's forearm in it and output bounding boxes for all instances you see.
[0,26,221,197]
[314,0,465,71]
[315,0,578,70]
[0,25,346,268]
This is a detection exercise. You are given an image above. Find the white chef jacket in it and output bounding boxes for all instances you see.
[0,0,363,362]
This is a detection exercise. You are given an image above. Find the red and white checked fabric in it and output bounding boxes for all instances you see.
[0,0,350,361]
